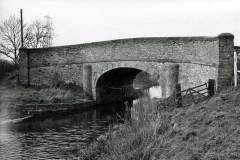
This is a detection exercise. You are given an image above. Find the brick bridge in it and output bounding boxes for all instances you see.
[19,33,234,102]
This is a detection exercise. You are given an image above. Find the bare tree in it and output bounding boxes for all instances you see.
[27,16,54,48]
[0,15,54,67]
[0,16,22,66]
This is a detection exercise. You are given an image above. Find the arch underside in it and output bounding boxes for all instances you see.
[96,68,152,102]
[89,61,164,100]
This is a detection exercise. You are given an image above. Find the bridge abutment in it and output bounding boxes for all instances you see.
[166,64,180,97]
[162,64,180,98]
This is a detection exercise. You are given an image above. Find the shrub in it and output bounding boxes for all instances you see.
[0,59,15,80]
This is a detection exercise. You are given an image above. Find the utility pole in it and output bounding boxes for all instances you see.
[234,51,238,87]
[20,9,24,48]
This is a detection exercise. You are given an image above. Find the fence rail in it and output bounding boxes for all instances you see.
[176,79,216,107]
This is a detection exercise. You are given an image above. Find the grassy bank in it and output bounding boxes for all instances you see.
[78,87,240,160]
[0,72,88,114]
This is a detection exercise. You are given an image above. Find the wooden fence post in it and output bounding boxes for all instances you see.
[176,83,182,107]
[208,79,215,97]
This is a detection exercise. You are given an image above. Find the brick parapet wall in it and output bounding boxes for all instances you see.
[19,36,219,68]
[18,34,234,97]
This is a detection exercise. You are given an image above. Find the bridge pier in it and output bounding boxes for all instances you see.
[162,64,179,98]
[83,65,93,99]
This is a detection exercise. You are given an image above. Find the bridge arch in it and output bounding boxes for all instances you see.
[95,67,157,102]
[90,61,163,100]
[88,62,180,101]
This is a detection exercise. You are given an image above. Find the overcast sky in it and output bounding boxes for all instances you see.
[0,0,240,46]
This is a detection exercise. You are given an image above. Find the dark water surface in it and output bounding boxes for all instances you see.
[0,104,124,159]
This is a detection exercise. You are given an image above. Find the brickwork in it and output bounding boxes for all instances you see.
[19,33,234,99]
[217,33,234,90]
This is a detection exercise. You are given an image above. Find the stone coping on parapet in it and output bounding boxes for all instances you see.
[19,33,233,52]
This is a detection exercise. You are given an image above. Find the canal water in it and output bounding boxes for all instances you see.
[0,86,161,159]
[0,103,126,159]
